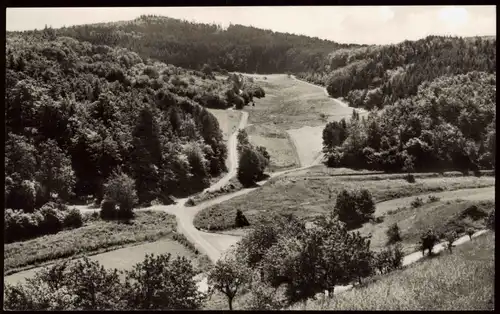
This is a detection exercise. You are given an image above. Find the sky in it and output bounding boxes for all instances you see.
[6,6,497,45]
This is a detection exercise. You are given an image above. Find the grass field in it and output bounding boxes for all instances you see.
[292,232,495,310]
[194,172,495,231]
[287,125,325,166]
[4,211,210,276]
[239,74,360,171]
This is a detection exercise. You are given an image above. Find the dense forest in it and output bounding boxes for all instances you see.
[322,71,496,173]
[4,29,266,217]
[12,15,360,74]
[297,36,496,111]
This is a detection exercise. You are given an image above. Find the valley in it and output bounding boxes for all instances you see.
[4,8,495,311]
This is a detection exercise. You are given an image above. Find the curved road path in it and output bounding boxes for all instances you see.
[4,79,495,298]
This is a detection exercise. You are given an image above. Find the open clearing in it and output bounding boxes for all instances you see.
[238,74,364,171]
[287,125,325,166]
[194,171,495,231]
[293,232,495,311]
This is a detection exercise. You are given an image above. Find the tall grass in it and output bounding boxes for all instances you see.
[4,211,176,274]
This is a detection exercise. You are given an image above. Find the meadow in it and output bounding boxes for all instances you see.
[4,211,210,277]
[194,168,495,232]
[241,74,360,171]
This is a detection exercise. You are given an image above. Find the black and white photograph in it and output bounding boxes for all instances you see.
[4,5,496,310]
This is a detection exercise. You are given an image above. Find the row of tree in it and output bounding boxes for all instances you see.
[6,31,270,215]
[9,16,361,75]
[322,72,496,172]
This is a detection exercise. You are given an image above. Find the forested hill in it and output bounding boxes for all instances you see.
[10,14,361,74]
[297,35,496,111]
[5,30,260,213]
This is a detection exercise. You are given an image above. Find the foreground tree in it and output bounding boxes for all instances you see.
[124,253,204,310]
[207,253,250,310]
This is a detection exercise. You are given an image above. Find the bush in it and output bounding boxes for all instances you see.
[100,199,118,220]
[427,195,441,203]
[235,209,250,228]
[386,223,402,245]
[411,197,424,208]
[374,243,404,274]
[405,174,416,183]
[37,202,65,235]
[63,207,83,229]
[334,189,375,229]
[185,198,195,207]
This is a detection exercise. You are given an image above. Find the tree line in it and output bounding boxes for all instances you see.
[322,71,496,172]
[297,35,496,111]
[8,15,361,75]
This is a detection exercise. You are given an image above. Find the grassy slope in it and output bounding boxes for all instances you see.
[358,199,494,255]
[194,171,495,231]
[292,232,495,310]
[4,211,209,276]
[241,74,357,171]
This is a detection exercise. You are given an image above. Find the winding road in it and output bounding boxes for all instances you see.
[4,77,495,300]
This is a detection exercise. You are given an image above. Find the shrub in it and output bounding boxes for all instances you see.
[100,199,118,220]
[386,223,402,245]
[411,197,424,208]
[420,229,439,256]
[334,189,375,229]
[356,189,375,220]
[37,202,65,235]
[427,195,440,203]
[405,173,416,183]
[235,209,250,228]
[185,198,195,207]
[63,207,83,229]
[373,243,404,275]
